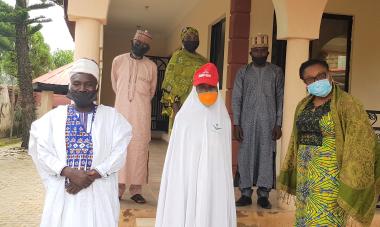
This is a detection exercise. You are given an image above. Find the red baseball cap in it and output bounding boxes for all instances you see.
[193,63,219,86]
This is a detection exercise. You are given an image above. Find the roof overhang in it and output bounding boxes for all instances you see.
[33,83,68,95]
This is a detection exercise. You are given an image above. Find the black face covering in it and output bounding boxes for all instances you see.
[183,41,199,53]
[252,56,267,66]
[131,44,150,58]
[66,90,97,108]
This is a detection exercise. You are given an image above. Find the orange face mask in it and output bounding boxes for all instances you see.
[198,92,218,106]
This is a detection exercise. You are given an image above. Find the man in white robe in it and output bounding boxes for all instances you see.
[29,58,132,227]
[155,63,236,227]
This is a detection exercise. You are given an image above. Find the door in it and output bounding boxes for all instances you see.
[210,18,226,88]
[147,56,170,132]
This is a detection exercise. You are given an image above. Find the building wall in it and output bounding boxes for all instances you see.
[0,86,12,137]
[100,28,169,106]
[325,0,380,110]
[101,0,230,105]
[250,0,275,60]
[165,0,230,91]
[34,93,71,108]
[165,0,229,57]
[100,0,380,109]
[247,0,380,174]
[248,0,380,110]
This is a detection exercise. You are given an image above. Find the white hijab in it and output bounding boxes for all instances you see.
[155,86,236,227]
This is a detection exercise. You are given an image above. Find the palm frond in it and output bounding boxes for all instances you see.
[28,3,54,11]
[28,24,42,35]
[50,0,64,6]
[25,15,44,24]
[25,16,52,25]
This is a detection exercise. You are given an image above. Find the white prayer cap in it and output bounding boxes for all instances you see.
[70,58,99,81]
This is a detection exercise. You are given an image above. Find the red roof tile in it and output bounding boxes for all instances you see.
[33,63,73,86]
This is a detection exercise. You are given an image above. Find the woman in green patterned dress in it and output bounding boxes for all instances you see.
[279,59,380,226]
[161,27,208,133]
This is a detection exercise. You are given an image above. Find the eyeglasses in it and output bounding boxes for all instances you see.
[303,72,329,85]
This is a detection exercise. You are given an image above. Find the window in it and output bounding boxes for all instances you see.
[310,14,353,91]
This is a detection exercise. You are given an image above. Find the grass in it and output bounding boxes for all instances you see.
[0,137,22,147]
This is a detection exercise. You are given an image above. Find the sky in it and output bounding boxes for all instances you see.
[3,0,74,52]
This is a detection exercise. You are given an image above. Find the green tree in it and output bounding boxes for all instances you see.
[0,32,53,85]
[0,0,54,147]
[30,32,52,78]
[1,31,53,80]
[52,49,73,68]
[0,3,14,75]
[0,51,17,82]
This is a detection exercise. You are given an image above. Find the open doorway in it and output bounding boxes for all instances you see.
[210,18,226,89]
[271,14,287,73]
[310,14,353,91]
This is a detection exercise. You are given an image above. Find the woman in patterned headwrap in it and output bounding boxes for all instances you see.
[161,27,208,133]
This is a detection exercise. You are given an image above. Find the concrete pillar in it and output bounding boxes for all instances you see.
[39,91,54,118]
[74,19,101,63]
[278,39,309,210]
[67,0,109,104]
[67,0,110,63]
[272,0,328,210]
[280,39,309,163]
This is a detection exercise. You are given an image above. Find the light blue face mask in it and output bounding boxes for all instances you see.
[307,79,332,97]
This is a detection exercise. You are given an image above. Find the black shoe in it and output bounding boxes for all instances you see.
[130,194,146,204]
[257,197,272,209]
[236,195,252,207]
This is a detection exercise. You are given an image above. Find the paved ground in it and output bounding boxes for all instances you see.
[0,143,44,227]
[0,139,168,227]
[2,139,379,227]
[0,139,283,227]
[0,139,284,227]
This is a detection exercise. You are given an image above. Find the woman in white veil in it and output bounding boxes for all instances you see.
[155,63,236,227]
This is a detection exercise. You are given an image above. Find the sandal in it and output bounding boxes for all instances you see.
[130,194,146,204]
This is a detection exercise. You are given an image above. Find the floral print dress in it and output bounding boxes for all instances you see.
[295,100,347,227]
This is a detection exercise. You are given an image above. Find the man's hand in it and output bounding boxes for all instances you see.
[61,167,94,188]
[87,169,102,181]
[272,126,282,141]
[66,182,83,195]
[172,101,181,116]
[234,125,244,142]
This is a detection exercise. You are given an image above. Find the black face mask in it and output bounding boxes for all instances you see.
[66,90,97,108]
[252,56,267,66]
[183,41,199,53]
[131,44,150,57]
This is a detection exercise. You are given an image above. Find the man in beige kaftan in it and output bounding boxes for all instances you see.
[112,30,157,203]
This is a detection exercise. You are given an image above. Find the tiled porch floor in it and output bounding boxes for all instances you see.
[119,139,380,227]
